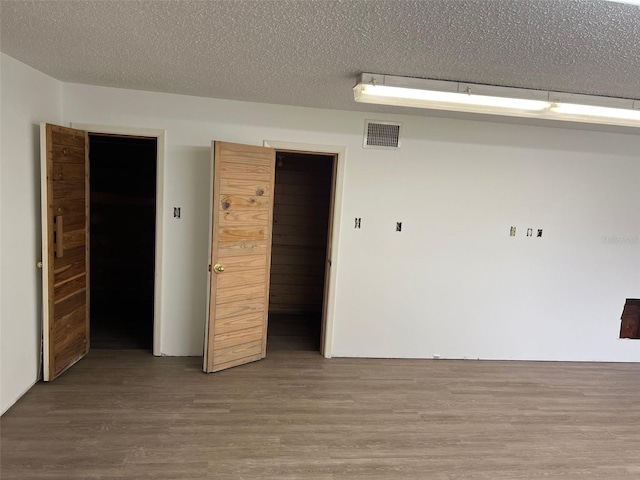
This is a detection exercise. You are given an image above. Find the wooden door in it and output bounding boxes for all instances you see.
[203,142,276,373]
[40,124,90,381]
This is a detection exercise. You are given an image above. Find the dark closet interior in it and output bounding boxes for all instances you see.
[267,151,334,352]
[89,134,157,350]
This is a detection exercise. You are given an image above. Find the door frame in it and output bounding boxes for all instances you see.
[263,140,346,358]
[71,123,166,356]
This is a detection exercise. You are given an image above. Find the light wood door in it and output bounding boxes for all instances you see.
[40,124,90,381]
[203,142,276,373]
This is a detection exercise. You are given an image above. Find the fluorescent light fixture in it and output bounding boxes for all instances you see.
[353,73,640,128]
[551,103,640,121]
[357,84,550,112]
[605,0,640,5]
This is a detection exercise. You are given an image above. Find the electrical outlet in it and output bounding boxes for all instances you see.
[174,207,181,219]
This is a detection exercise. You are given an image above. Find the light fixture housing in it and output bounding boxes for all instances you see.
[353,73,640,128]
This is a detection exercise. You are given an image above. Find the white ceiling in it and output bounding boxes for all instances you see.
[1,0,639,118]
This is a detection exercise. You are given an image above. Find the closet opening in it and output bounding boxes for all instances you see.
[267,151,336,353]
[89,134,157,350]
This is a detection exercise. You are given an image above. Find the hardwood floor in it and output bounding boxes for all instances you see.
[2,326,639,479]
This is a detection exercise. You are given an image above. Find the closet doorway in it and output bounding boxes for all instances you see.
[267,150,336,353]
[89,134,157,350]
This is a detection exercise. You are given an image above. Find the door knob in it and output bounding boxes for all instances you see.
[213,263,225,274]
[36,261,43,269]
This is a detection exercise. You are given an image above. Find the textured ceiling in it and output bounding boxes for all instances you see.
[1,0,639,117]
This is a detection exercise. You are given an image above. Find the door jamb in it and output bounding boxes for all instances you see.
[71,123,166,356]
[263,140,346,358]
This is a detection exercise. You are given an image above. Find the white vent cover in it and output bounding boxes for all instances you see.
[363,120,401,149]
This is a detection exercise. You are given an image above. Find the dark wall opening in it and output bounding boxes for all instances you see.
[89,134,157,350]
[620,299,640,339]
[267,151,334,352]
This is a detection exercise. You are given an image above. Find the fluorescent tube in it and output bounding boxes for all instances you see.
[551,103,640,121]
[354,84,551,112]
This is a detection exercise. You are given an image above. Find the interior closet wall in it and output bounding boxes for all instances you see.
[269,153,334,314]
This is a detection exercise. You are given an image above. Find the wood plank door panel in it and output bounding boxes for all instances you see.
[203,142,275,373]
[41,124,90,381]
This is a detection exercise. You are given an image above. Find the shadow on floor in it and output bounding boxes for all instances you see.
[267,313,321,353]
[91,311,320,353]
[91,299,153,350]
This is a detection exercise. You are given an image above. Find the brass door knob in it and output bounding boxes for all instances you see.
[213,263,225,274]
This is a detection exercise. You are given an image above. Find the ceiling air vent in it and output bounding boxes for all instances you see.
[363,120,401,149]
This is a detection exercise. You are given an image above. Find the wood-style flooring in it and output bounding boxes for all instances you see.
[2,317,640,479]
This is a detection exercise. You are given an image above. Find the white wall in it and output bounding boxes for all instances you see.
[62,82,640,363]
[1,54,63,414]
[334,124,640,361]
